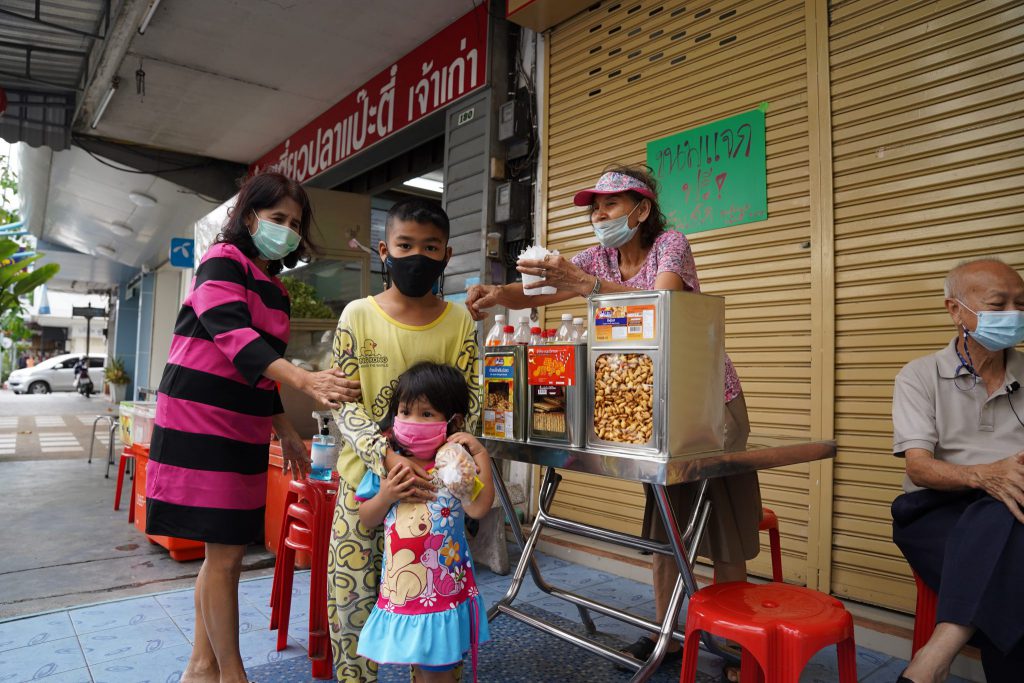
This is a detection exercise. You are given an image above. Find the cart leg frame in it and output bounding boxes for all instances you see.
[489,462,736,682]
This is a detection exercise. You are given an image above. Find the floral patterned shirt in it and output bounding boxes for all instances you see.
[571,230,742,402]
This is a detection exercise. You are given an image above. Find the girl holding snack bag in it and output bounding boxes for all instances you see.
[354,361,493,682]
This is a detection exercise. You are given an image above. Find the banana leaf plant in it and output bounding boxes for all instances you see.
[0,237,59,320]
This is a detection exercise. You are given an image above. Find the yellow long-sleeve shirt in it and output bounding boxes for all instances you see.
[330,296,480,489]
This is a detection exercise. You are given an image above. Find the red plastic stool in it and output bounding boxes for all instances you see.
[273,502,315,650]
[680,582,857,683]
[270,478,313,616]
[269,477,337,680]
[759,507,783,582]
[113,446,136,524]
[911,570,937,656]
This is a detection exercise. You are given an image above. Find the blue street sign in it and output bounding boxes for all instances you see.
[169,238,195,268]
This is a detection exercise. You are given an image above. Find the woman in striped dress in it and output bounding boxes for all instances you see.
[147,172,360,683]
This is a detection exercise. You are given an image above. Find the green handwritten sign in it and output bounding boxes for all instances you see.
[646,108,767,234]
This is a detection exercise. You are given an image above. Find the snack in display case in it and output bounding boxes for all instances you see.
[527,343,587,447]
[593,352,654,445]
[482,345,527,441]
[587,290,725,458]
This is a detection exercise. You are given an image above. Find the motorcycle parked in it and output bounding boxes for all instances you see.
[73,359,94,398]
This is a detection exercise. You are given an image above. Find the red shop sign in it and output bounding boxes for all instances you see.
[250,4,487,182]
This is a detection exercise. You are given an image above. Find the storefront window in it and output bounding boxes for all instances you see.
[285,257,365,319]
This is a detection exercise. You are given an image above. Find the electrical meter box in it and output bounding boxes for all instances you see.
[498,98,530,144]
[494,181,531,224]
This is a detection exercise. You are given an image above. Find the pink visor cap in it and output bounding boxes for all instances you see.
[572,171,657,207]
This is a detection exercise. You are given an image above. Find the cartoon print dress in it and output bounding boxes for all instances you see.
[355,468,490,670]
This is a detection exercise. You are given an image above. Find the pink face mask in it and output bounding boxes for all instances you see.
[392,418,449,459]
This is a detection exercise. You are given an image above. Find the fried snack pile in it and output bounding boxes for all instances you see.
[594,353,654,444]
[434,442,478,500]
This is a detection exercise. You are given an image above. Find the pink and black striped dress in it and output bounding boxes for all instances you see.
[145,242,288,545]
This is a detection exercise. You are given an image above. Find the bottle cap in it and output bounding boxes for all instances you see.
[530,326,541,334]
[495,314,506,322]
[503,325,514,333]
[573,317,583,324]
[561,313,573,321]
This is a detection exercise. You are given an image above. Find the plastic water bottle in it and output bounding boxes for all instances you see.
[529,326,542,345]
[501,325,515,345]
[556,313,573,342]
[485,314,506,346]
[310,429,337,481]
[512,317,531,345]
[571,317,586,343]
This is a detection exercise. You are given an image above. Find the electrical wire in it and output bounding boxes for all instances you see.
[71,133,216,176]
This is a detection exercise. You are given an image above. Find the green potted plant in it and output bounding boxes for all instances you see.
[280,276,334,319]
[104,356,130,404]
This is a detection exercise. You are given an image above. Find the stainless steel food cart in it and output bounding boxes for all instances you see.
[484,436,837,682]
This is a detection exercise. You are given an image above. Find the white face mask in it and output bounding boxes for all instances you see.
[592,202,640,248]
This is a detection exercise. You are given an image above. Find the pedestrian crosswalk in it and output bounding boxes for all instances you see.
[37,432,82,453]
[0,434,15,455]
[35,416,67,428]
[0,417,18,429]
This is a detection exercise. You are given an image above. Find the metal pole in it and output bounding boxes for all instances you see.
[85,317,91,358]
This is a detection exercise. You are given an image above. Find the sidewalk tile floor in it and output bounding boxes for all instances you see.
[0,549,971,683]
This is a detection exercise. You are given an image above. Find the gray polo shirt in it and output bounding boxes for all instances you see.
[892,338,1024,493]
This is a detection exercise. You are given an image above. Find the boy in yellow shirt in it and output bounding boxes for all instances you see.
[328,198,480,682]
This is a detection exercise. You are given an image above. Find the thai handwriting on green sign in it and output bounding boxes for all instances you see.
[646,108,767,234]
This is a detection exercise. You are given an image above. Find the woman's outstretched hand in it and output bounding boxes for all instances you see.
[517,254,592,295]
[465,284,502,321]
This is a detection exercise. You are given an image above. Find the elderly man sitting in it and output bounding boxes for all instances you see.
[891,258,1024,683]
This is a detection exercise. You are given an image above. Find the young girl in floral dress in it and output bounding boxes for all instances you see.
[355,361,493,682]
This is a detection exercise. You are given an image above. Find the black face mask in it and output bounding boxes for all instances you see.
[384,253,447,297]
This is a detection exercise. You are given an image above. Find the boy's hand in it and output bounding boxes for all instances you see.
[384,449,436,501]
[379,464,418,506]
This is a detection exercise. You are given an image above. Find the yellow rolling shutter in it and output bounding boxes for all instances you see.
[542,0,816,581]
[829,0,1024,611]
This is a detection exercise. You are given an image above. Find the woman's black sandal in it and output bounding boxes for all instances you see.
[615,637,682,672]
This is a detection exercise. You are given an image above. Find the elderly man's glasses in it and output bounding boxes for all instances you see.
[953,329,980,392]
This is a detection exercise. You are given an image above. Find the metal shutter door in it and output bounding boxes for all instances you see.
[829,0,1024,611]
[542,0,817,581]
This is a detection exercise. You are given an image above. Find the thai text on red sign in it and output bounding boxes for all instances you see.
[527,346,577,387]
[250,4,487,182]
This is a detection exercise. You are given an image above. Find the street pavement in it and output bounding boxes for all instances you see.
[0,389,274,620]
[0,391,120,463]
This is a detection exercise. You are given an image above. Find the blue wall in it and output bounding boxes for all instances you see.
[113,281,140,399]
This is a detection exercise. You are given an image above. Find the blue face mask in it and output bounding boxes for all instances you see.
[251,210,301,261]
[592,202,641,249]
[957,300,1024,351]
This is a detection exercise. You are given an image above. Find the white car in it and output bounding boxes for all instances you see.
[7,353,107,394]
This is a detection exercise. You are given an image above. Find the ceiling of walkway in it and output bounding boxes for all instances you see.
[5,0,481,285]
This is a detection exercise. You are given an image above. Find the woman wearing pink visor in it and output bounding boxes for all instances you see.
[466,165,760,670]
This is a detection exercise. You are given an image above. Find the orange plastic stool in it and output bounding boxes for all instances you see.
[113,446,136,524]
[269,476,337,680]
[911,571,937,656]
[759,507,783,582]
[680,582,857,683]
